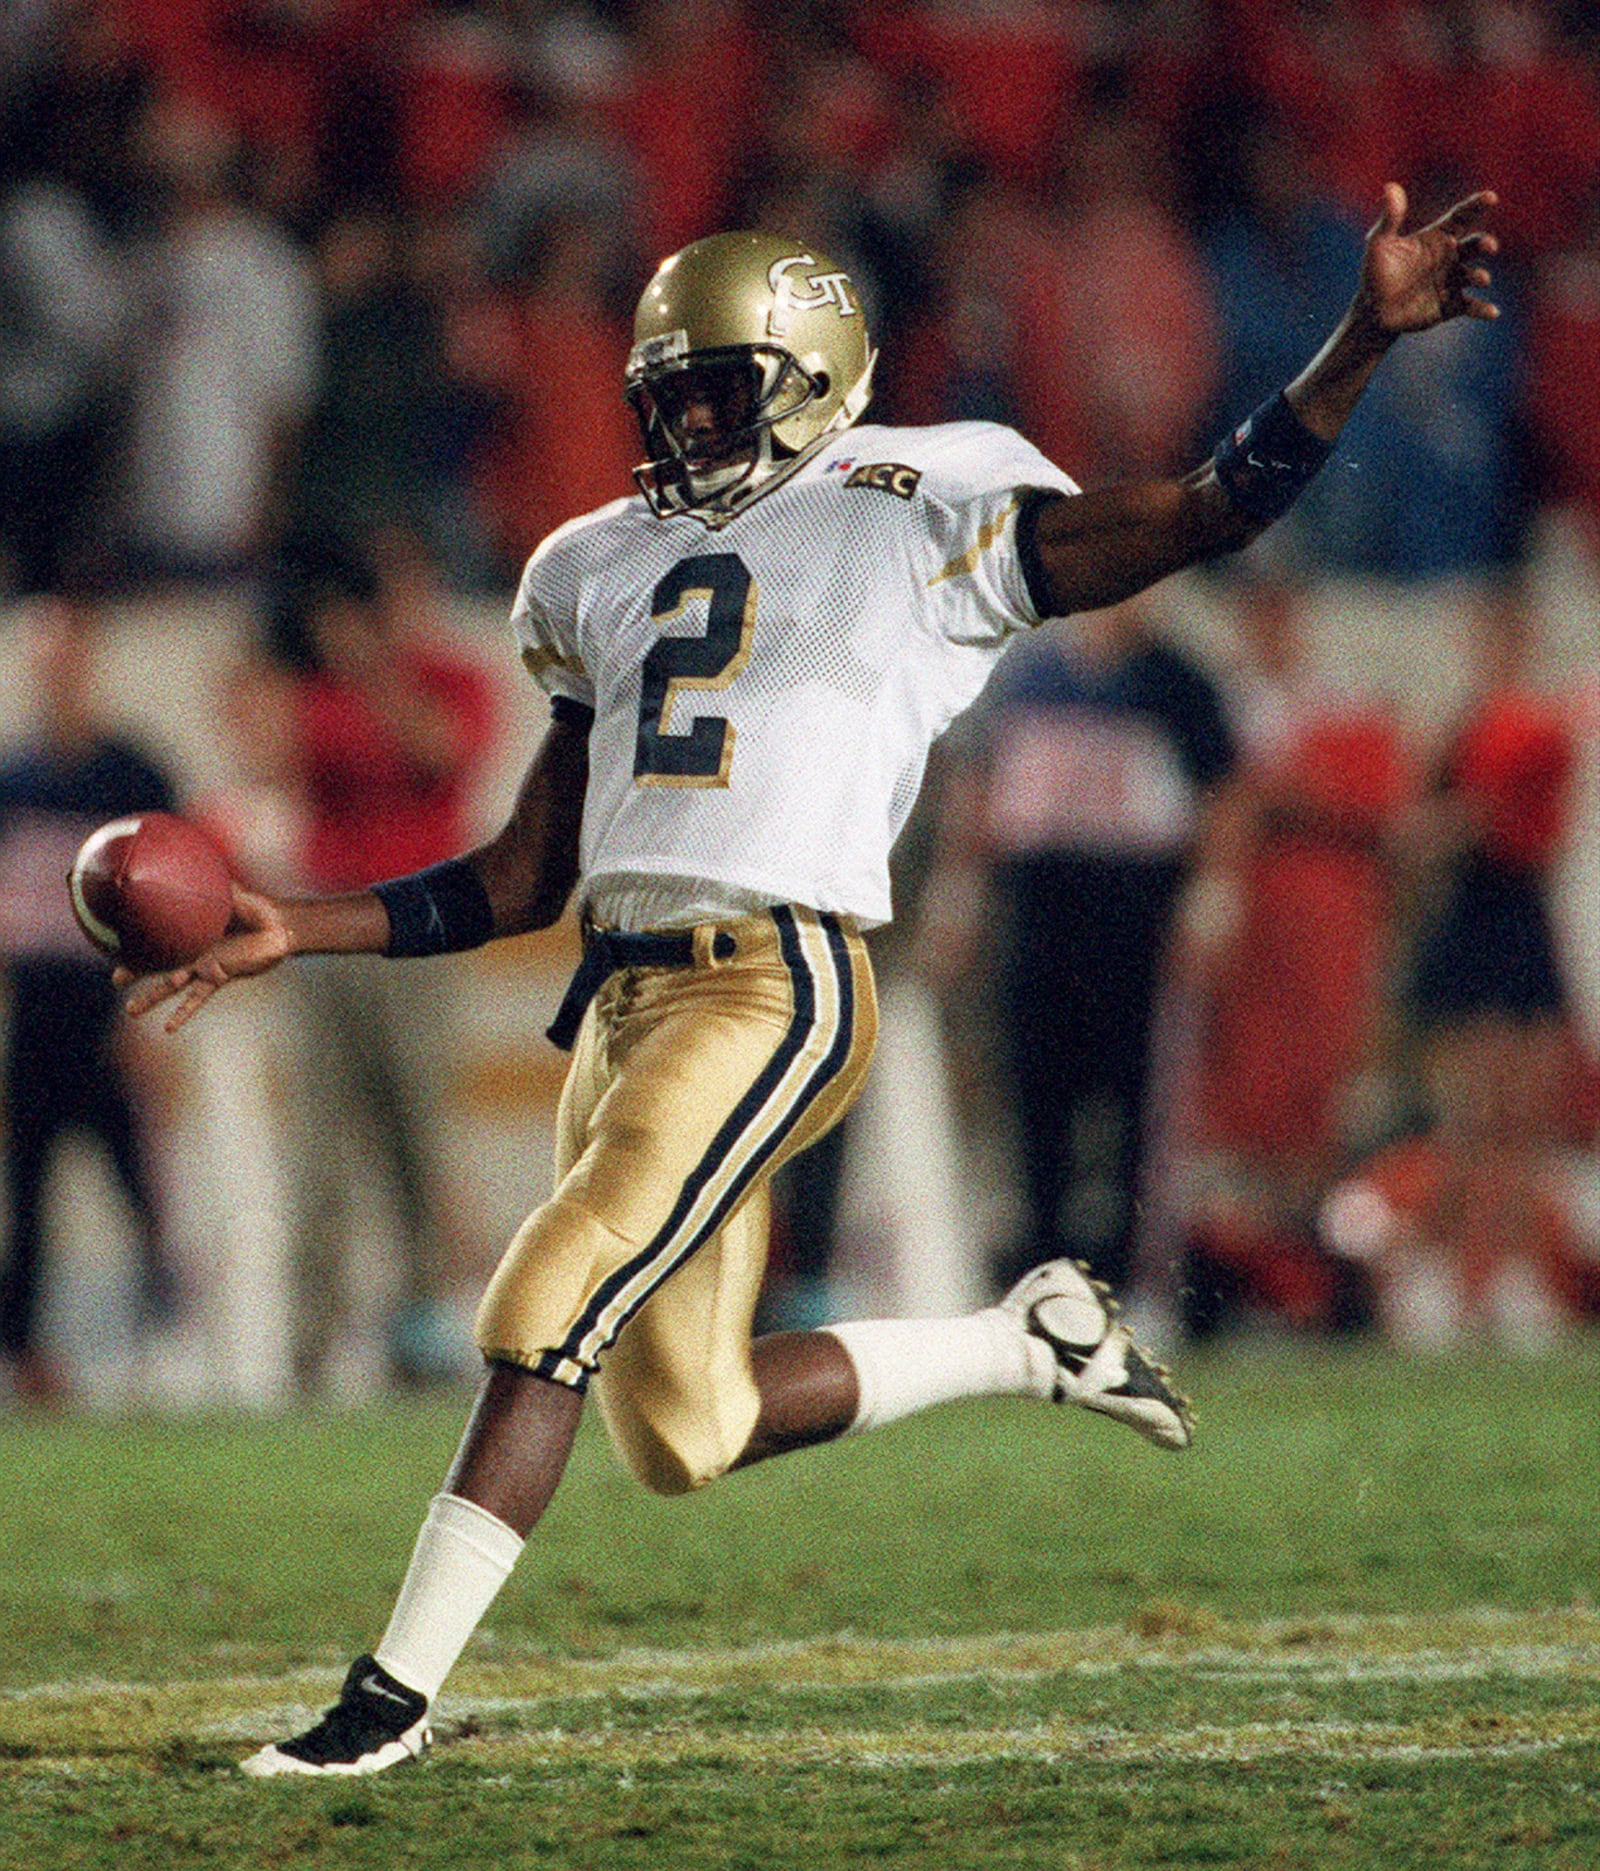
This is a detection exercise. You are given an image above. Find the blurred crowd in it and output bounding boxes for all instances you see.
[4,0,1600,599]
[899,575,1600,1358]
[4,0,1600,1402]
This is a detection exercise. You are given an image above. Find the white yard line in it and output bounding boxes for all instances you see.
[412,1716,1600,1772]
[3,1608,1599,1774]
[7,1606,1600,1708]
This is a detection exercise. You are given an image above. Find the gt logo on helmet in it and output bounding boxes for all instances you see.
[767,255,858,338]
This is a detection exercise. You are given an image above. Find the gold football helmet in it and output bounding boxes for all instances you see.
[626,230,877,520]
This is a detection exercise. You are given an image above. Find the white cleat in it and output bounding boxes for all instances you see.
[239,1655,431,1777]
[1000,1259,1195,1451]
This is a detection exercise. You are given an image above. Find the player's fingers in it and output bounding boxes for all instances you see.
[1456,229,1499,257]
[123,945,234,1018]
[122,967,195,1016]
[157,954,232,1030]
[1374,181,1407,237]
[1429,189,1498,231]
[163,978,218,1034]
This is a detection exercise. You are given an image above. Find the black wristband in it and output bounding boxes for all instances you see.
[371,857,496,958]
[1212,392,1333,524]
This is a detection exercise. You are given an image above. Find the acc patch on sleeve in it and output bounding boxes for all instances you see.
[845,462,922,500]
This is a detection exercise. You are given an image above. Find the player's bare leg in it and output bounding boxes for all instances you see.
[734,1330,860,1465]
[737,1260,1195,1471]
[442,1361,584,1535]
[239,1361,578,1778]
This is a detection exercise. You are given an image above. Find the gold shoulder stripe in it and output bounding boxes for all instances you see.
[927,494,1021,588]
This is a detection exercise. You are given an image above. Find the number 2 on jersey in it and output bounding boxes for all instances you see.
[634,553,755,786]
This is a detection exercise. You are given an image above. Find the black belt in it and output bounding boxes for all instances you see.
[546,923,738,1051]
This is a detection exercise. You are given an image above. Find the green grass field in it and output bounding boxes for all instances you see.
[3,1341,1599,1869]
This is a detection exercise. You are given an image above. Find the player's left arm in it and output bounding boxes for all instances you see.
[1024,186,1500,619]
[121,710,588,1032]
[468,704,588,936]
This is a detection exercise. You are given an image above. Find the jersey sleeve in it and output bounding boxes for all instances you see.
[510,542,595,713]
[914,424,1080,644]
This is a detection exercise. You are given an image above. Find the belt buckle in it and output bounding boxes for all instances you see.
[692,923,738,969]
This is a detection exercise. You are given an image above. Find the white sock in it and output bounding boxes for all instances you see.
[373,1493,524,1702]
[826,1308,1055,1435]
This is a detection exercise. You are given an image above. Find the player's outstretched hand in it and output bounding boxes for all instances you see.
[1359,183,1499,338]
[117,881,294,1033]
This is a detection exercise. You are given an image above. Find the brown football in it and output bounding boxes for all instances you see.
[68,812,234,972]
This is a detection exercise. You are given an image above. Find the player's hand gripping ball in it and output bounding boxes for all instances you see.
[68,812,234,973]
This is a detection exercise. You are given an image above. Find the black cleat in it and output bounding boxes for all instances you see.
[239,1655,431,1777]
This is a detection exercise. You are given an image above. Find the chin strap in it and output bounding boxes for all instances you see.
[635,349,879,524]
[830,349,877,435]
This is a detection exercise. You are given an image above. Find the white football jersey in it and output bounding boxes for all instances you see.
[511,420,1078,928]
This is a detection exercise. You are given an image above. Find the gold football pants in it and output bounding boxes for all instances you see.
[475,906,877,1494]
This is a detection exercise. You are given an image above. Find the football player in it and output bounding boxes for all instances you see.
[122,182,1498,1776]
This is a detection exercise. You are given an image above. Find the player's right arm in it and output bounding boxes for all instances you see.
[1025,185,1499,619]
[121,709,589,1032]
